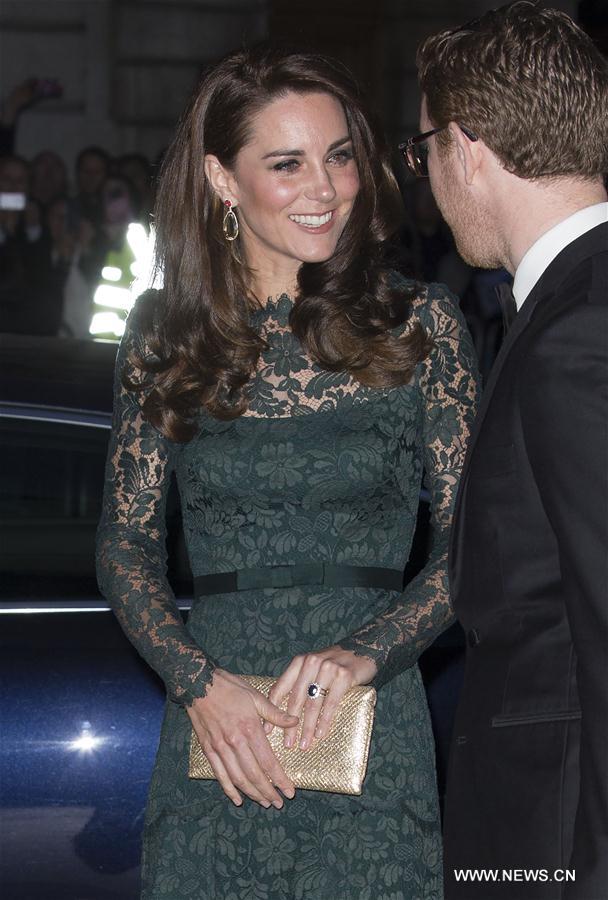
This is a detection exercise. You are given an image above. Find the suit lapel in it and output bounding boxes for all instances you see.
[447,288,544,593]
[456,283,544,492]
[454,282,543,519]
[448,220,608,591]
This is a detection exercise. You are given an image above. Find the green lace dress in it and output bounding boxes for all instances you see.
[96,282,479,900]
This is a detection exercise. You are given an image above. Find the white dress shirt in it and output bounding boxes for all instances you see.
[512,202,608,310]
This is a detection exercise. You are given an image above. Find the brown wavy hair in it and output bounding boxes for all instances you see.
[417,1,608,180]
[131,44,432,440]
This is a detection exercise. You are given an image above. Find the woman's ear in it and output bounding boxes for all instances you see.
[204,154,239,206]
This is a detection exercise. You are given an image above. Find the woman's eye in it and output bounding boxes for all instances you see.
[272,159,300,173]
[328,149,354,166]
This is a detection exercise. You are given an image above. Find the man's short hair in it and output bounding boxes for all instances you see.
[417,1,608,180]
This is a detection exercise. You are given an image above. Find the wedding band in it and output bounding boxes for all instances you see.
[307,682,329,700]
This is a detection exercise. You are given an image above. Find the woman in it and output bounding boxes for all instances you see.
[96,45,479,899]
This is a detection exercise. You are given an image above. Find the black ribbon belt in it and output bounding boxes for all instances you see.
[194,564,404,596]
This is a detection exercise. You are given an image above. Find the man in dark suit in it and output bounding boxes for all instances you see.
[407,3,608,897]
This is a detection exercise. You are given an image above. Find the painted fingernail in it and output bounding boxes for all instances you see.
[272,800,283,810]
[284,736,292,748]
[299,737,308,750]
[262,801,271,809]
[285,788,295,799]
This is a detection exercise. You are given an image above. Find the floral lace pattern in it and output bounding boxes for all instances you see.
[97,281,479,702]
[337,285,479,686]
[96,277,479,899]
[246,293,387,417]
[96,307,218,707]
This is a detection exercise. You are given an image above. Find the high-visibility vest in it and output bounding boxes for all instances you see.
[89,223,153,339]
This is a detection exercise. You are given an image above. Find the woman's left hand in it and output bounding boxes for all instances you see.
[266,646,377,750]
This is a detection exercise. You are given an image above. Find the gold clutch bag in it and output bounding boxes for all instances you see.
[189,675,376,795]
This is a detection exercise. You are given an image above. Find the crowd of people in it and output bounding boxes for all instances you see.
[0,80,155,338]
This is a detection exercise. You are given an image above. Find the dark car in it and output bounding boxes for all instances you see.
[0,335,192,900]
[0,334,464,900]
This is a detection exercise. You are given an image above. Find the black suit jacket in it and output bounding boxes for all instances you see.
[444,222,608,900]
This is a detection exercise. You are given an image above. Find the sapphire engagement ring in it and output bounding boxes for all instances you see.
[307,682,329,700]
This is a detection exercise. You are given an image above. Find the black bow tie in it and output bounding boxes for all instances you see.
[495,282,517,332]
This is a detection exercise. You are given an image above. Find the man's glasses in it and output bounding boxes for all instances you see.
[399,124,479,178]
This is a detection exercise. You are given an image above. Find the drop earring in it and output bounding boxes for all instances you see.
[222,200,239,241]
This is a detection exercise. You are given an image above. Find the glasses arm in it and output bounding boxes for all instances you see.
[398,123,479,152]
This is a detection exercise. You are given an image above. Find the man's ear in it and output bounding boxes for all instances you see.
[204,154,239,206]
[450,122,483,186]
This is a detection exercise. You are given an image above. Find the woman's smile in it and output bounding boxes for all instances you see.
[288,209,335,232]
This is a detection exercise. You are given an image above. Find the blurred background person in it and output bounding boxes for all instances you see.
[62,172,146,338]
[116,153,154,225]
[0,153,45,333]
[30,150,69,213]
[69,145,110,233]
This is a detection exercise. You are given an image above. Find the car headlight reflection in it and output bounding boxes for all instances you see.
[69,722,105,753]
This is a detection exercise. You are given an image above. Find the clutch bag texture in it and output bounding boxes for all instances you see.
[189,675,377,795]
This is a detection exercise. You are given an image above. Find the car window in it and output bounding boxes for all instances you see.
[0,417,191,602]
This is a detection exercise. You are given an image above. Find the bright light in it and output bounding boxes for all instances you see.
[90,311,126,337]
[88,222,164,339]
[129,223,164,299]
[101,265,122,282]
[69,732,104,753]
[126,222,148,258]
[93,283,133,311]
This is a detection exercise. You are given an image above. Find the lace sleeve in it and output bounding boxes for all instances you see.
[338,284,480,688]
[95,294,217,706]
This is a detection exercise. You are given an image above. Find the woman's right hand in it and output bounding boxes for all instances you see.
[187,669,298,808]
